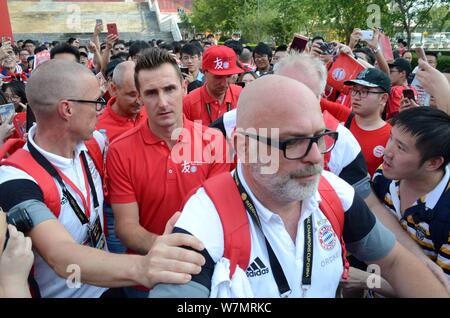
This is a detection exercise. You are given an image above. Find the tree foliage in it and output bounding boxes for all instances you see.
[188,0,447,46]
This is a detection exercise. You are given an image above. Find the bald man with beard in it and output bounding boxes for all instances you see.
[0,60,205,298]
[149,75,449,298]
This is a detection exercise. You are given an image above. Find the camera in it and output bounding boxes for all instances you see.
[3,208,34,249]
[318,42,337,55]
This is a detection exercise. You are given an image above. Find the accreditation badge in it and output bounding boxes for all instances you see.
[88,214,106,250]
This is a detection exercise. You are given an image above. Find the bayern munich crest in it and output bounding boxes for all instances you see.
[319,225,336,250]
[332,68,346,81]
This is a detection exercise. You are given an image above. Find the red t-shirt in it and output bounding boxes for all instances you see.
[183,84,242,126]
[106,118,231,237]
[320,98,352,123]
[96,97,148,143]
[386,85,417,120]
[349,120,392,176]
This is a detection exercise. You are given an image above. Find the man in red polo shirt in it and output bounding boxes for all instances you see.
[183,45,243,126]
[96,61,147,142]
[106,48,230,297]
[96,60,148,255]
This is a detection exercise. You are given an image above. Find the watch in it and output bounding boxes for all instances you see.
[372,45,381,54]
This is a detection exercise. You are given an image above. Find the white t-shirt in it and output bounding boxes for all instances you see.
[0,126,107,298]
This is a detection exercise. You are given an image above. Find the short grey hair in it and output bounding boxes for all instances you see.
[26,59,94,116]
[274,52,327,95]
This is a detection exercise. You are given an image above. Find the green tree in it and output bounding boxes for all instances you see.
[391,0,439,47]
[427,4,450,32]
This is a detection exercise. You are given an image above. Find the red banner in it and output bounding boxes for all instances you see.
[0,0,14,42]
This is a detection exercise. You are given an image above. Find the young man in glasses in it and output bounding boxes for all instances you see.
[0,60,205,298]
[149,75,449,298]
[343,68,392,177]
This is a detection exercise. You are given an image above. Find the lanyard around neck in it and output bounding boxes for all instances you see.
[27,141,99,225]
[205,102,232,123]
[234,169,313,297]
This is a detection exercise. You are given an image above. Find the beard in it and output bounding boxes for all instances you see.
[250,163,323,202]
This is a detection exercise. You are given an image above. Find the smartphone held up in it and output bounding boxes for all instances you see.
[290,34,308,53]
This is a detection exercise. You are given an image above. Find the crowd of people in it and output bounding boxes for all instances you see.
[0,20,449,298]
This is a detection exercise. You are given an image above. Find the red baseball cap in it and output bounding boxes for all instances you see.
[202,45,244,76]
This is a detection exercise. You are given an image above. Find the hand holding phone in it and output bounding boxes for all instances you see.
[180,66,189,75]
[360,30,374,42]
[318,42,337,55]
[107,23,119,38]
[290,34,308,53]
[403,89,416,102]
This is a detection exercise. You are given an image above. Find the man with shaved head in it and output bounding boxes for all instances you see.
[0,60,206,298]
[149,75,449,298]
[97,61,147,143]
[96,61,148,255]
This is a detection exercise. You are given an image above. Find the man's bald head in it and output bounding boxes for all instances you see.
[26,59,95,116]
[112,61,135,88]
[237,75,322,131]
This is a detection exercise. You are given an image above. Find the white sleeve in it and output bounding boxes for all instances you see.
[328,124,361,176]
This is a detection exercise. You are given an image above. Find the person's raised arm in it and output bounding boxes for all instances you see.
[416,59,450,115]
[365,30,389,75]
[100,34,119,76]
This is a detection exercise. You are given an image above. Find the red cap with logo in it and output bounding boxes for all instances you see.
[202,45,244,76]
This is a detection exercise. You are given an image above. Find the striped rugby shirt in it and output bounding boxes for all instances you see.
[373,164,450,279]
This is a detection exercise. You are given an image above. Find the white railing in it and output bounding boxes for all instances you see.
[148,0,182,41]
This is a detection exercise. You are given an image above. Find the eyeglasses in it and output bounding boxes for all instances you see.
[114,46,126,51]
[350,89,386,98]
[67,97,107,112]
[241,129,339,160]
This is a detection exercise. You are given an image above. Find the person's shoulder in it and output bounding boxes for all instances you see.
[189,118,226,141]
[109,123,144,149]
[229,84,243,95]
[336,123,360,150]
[372,165,395,197]
[184,85,203,104]
[0,165,36,185]
[321,170,355,211]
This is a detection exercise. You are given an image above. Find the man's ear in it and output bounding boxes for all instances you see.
[423,156,445,172]
[109,82,118,97]
[57,100,72,121]
[234,129,250,164]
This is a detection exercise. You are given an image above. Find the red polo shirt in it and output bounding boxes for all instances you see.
[183,84,242,126]
[96,97,148,143]
[106,118,231,237]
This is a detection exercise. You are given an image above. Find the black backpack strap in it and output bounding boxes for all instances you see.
[344,113,355,129]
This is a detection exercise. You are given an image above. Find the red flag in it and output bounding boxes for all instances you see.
[0,0,14,42]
